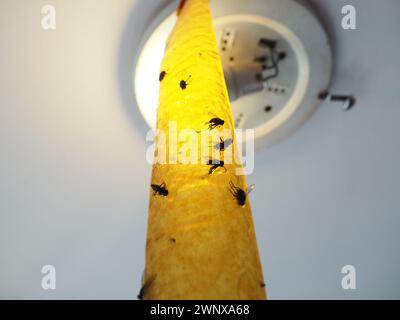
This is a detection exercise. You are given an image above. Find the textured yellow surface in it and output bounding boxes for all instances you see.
[144,0,266,299]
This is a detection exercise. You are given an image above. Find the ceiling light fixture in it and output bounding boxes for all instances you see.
[134,0,332,149]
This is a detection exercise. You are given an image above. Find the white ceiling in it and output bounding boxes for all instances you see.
[0,0,399,299]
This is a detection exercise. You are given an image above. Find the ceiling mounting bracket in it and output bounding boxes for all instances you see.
[318,91,356,111]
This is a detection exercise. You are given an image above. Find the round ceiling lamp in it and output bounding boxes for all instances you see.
[133,0,332,149]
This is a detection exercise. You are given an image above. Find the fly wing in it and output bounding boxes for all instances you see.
[247,184,255,194]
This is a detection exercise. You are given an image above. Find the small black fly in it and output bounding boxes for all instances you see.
[207,159,226,175]
[206,116,224,130]
[151,182,169,196]
[159,71,167,81]
[138,275,155,300]
[179,75,192,90]
[228,180,254,206]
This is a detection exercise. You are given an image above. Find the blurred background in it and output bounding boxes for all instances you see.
[0,0,399,299]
